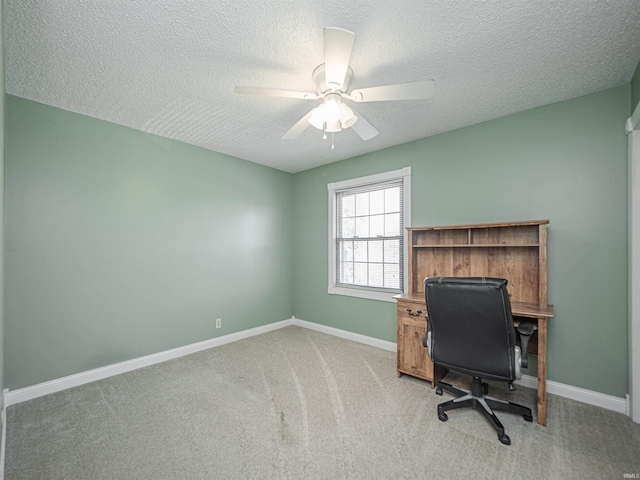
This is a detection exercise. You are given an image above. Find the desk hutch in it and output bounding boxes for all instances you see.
[394,220,554,425]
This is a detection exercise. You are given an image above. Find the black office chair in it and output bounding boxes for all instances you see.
[423,277,534,445]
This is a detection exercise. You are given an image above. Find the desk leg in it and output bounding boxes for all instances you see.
[537,318,547,426]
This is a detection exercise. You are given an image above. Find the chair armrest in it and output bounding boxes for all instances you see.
[422,315,431,351]
[517,321,534,368]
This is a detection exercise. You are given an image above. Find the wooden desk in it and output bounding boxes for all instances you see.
[395,220,554,426]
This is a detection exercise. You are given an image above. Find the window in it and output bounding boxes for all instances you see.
[328,167,411,302]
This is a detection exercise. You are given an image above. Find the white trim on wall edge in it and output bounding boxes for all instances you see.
[4,317,627,417]
[5,320,294,407]
[292,317,397,352]
[1,389,7,480]
[514,374,627,414]
[293,318,628,414]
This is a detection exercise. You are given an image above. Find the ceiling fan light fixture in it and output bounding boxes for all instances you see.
[325,120,342,133]
[308,107,326,130]
[236,27,435,143]
[324,96,341,123]
[339,103,357,128]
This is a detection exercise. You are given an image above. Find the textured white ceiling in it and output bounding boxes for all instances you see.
[5,1,640,173]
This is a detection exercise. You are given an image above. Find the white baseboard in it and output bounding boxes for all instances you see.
[291,318,628,414]
[515,374,628,414]
[1,389,7,480]
[4,317,628,417]
[5,319,294,407]
[292,316,397,352]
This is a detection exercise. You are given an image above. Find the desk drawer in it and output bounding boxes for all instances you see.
[396,301,433,381]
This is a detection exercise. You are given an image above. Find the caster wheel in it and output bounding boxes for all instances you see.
[482,382,489,395]
[438,411,448,422]
[498,434,511,445]
[524,414,533,422]
[436,387,443,396]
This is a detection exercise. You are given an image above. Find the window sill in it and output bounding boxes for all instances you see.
[328,286,399,303]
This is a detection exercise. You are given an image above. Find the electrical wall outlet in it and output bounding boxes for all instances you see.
[216,318,222,329]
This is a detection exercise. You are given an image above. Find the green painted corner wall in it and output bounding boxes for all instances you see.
[4,96,294,390]
[3,83,632,399]
[293,85,630,398]
[632,59,640,111]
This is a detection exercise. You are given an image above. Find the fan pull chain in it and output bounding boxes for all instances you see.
[320,123,335,150]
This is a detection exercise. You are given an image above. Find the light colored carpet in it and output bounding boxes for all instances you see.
[6,326,640,479]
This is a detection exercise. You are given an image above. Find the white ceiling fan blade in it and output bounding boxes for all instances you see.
[235,86,318,100]
[323,27,355,90]
[282,109,315,140]
[350,108,379,141]
[348,80,435,102]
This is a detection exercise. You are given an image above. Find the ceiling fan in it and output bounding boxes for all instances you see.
[234,27,435,143]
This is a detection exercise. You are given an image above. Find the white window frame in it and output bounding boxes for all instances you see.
[328,167,411,302]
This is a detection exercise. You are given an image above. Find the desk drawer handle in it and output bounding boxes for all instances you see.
[406,308,423,317]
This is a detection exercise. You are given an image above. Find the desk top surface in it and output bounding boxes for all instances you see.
[393,293,554,318]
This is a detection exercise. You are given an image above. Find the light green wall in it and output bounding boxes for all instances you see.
[3,84,632,398]
[293,85,630,398]
[4,96,294,390]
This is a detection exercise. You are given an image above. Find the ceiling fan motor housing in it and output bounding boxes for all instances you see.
[312,64,354,95]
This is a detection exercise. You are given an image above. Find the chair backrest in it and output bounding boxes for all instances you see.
[424,277,517,382]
